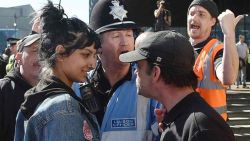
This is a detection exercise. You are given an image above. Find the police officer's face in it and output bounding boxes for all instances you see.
[187,5,216,42]
[100,29,134,67]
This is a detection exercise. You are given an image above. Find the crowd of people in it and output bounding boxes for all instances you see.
[0,0,249,141]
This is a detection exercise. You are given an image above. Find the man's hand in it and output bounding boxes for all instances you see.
[160,0,165,5]
[218,9,244,35]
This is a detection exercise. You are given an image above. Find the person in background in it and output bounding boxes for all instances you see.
[2,47,11,63]
[89,0,160,140]
[6,37,20,73]
[120,30,235,141]
[6,37,19,55]
[154,0,171,31]
[188,0,243,120]
[236,34,249,88]
[15,1,101,141]
[0,55,6,78]
[0,34,41,141]
[0,48,11,78]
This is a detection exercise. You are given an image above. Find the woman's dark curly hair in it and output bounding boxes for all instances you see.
[38,1,100,68]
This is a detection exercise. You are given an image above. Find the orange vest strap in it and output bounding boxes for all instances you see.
[194,39,221,80]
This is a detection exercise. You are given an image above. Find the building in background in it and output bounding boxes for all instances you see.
[0,4,35,53]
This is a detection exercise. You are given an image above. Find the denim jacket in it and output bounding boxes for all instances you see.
[14,76,101,141]
[15,93,100,141]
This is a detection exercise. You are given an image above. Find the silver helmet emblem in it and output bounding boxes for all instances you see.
[109,0,128,21]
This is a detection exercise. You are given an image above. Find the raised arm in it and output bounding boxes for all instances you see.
[216,9,244,85]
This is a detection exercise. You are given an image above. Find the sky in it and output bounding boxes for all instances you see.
[0,0,90,23]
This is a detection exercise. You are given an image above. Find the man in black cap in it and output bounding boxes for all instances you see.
[187,0,243,121]
[0,34,41,141]
[6,37,20,55]
[6,37,20,73]
[119,30,235,141]
[89,0,160,140]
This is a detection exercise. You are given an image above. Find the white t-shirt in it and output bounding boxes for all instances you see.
[236,41,249,60]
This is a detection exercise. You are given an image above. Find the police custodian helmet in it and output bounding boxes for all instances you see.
[90,0,137,34]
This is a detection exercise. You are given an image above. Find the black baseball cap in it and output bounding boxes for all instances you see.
[119,31,195,71]
[17,34,41,52]
[90,0,137,34]
[6,37,20,46]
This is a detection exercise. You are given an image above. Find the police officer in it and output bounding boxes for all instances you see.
[6,37,20,73]
[89,0,160,140]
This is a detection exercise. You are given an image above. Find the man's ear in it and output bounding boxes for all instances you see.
[15,52,22,65]
[152,65,161,83]
[211,17,216,27]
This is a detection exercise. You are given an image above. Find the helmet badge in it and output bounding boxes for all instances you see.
[109,0,128,21]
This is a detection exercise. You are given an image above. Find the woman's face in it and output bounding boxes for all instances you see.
[56,43,97,86]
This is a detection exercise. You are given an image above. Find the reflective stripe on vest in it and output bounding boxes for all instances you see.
[194,38,228,121]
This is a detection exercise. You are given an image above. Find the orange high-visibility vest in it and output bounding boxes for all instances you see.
[193,38,228,121]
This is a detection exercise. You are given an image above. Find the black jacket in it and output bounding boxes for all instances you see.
[0,69,32,141]
[0,56,7,79]
[161,92,235,141]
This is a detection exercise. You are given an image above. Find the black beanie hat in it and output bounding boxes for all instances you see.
[188,0,219,18]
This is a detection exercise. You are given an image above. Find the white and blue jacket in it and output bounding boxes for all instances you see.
[100,65,160,141]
